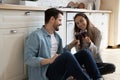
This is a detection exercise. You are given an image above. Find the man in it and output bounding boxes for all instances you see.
[24,8,103,80]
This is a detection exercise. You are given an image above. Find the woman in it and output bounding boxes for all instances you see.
[72,12,115,75]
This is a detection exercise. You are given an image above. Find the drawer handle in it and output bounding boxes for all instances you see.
[10,30,17,34]
[25,11,30,16]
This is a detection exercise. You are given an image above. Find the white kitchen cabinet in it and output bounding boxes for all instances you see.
[0,10,44,80]
[66,21,76,53]
[86,13,109,49]
[0,28,27,80]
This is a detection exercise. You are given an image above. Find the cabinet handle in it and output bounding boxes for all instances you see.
[10,30,17,34]
[25,11,30,16]
[102,13,105,15]
[68,23,73,25]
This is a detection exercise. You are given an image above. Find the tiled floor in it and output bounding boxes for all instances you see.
[100,49,120,80]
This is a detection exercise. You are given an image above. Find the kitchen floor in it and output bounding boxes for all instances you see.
[100,49,120,80]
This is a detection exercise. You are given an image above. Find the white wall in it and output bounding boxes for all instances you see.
[1,0,95,8]
[101,0,120,46]
[117,0,120,44]
[37,0,93,7]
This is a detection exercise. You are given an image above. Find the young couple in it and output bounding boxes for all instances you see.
[24,8,115,80]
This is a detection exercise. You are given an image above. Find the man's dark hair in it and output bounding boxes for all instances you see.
[45,8,63,24]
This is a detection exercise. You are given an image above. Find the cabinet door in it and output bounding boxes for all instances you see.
[66,21,76,53]
[86,13,109,49]
[0,28,28,80]
[66,12,78,53]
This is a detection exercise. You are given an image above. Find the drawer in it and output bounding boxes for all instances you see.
[0,10,44,28]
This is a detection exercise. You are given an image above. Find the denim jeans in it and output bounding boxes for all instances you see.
[97,62,116,75]
[46,49,102,80]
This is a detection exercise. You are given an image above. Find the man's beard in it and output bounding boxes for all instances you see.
[55,27,59,31]
[54,25,59,31]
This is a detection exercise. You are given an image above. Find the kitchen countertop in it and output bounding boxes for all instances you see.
[0,4,112,13]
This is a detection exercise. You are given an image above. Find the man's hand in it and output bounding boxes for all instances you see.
[40,53,60,65]
[49,54,60,64]
[68,39,79,50]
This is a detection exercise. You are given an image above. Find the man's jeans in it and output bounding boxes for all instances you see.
[46,49,102,80]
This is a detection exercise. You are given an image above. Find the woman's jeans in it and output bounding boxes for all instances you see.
[97,62,116,75]
[46,49,102,80]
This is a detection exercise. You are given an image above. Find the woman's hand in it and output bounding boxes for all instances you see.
[84,36,91,43]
